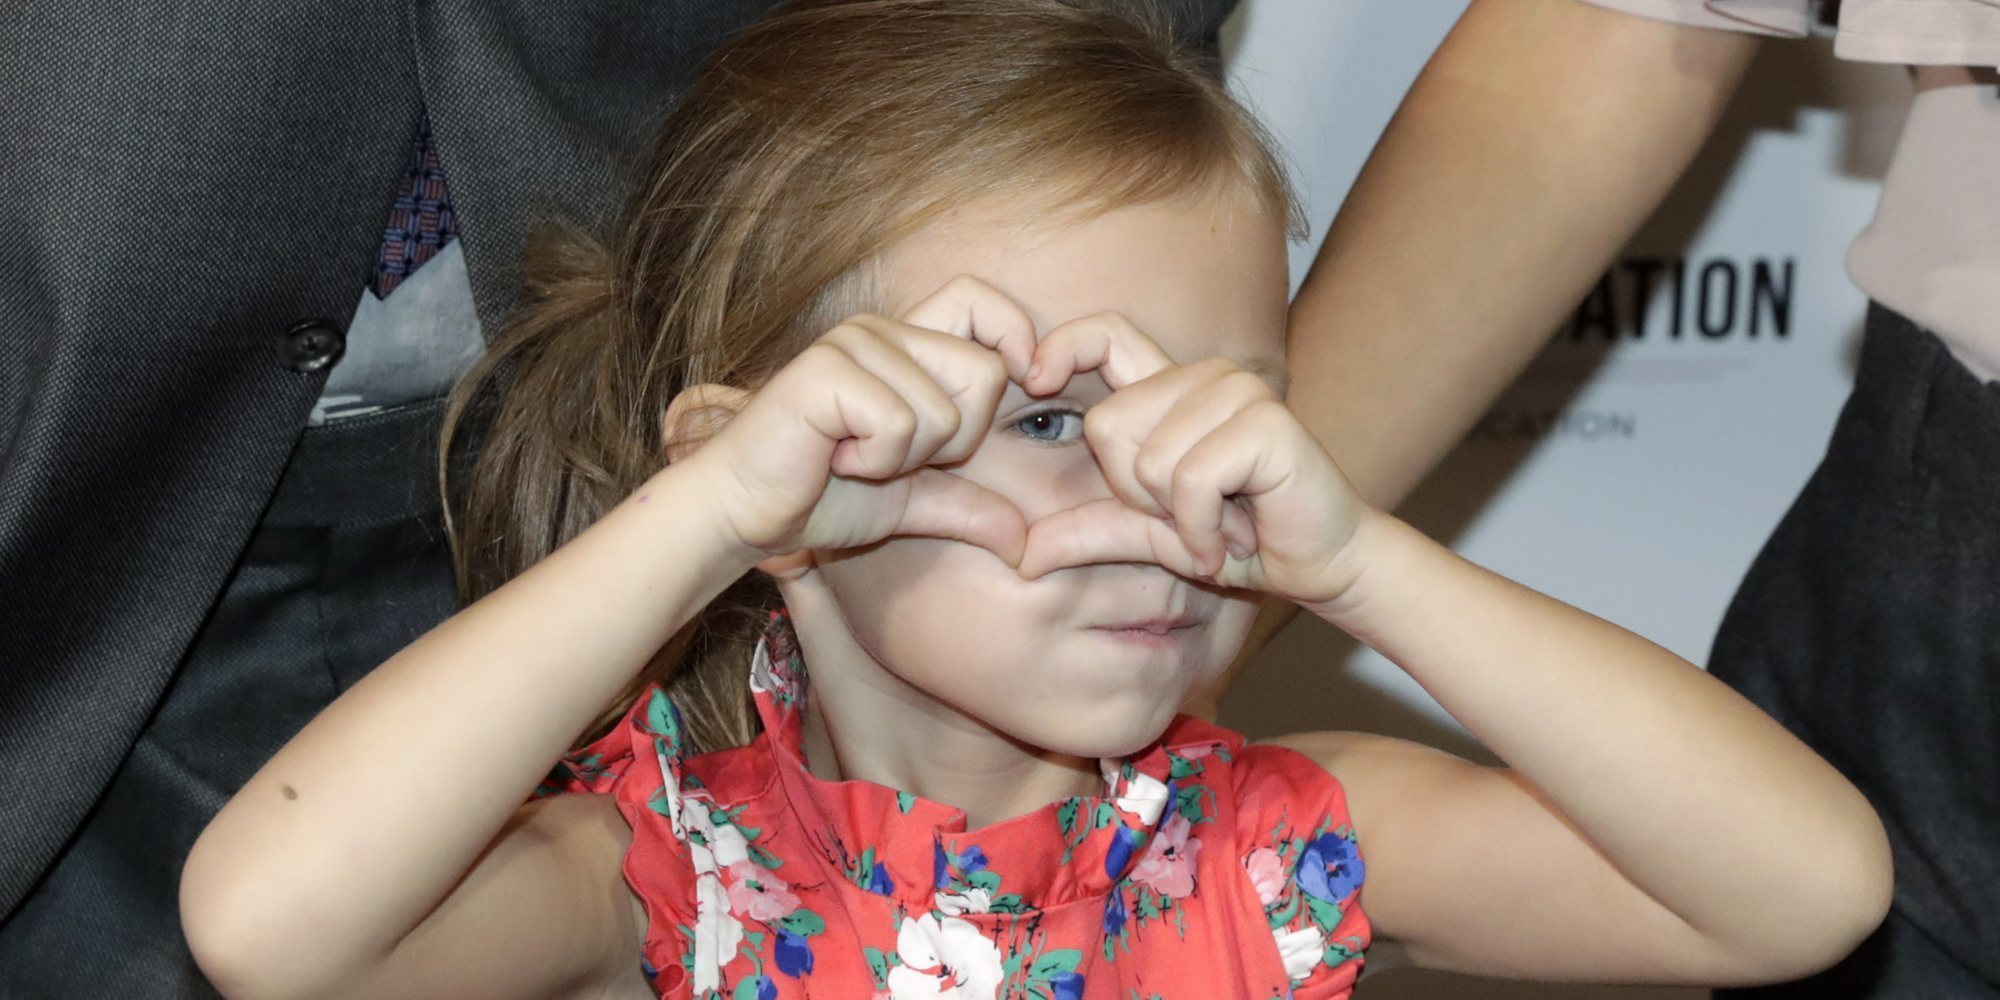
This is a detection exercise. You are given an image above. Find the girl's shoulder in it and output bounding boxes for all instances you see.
[1162,716,1373,989]
[1164,716,1368,837]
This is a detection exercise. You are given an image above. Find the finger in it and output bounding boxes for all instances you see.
[895,468,1029,567]
[1218,500,1258,561]
[899,275,1039,384]
[1025,311,1175,396]
[1169,410,1288,573]
[1127,363,1272,515]
[784,344,921,480]
[1079,359,1246,519]
[852,317,1010,465]
[1167,438,1254,576]
[821,321,967,471]
[1016,499,1205,580]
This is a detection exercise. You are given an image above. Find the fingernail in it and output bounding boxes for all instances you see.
[1226,540,1250,560]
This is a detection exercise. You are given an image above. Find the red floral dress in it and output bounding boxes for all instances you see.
[546,615,1369,999]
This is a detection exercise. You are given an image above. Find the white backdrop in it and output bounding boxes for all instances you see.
[1216,3,1911,998]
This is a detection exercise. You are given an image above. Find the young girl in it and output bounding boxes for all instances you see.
[180,3,1892,998]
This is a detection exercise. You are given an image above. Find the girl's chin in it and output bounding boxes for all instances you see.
[998,704,1186,762]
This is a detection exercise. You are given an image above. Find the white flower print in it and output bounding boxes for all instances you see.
[1112,770,1170,825]
[679,788,751,876]
[658,749,686,839]
[1273,923,1325,984]
[692,871,746,993]
[707,817,751,868]
[932,887,992,916]
[681,790,721,875]
[885,913,1005,999]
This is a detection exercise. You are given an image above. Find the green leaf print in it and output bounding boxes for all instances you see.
[864,945,897,988]
[777,910,826,937]
[1057,799,1081,835]
[643,688,682,749]
[897,791,917,813]
[1323,937,1363,967]
[1267,888,1301,927]
[1002,952,1026,981]
[1304,893,1347,932]
[967,870,1003,893]
[731,978,762,1000]
[1028,949,1083,980]
[1174,784,1210,824]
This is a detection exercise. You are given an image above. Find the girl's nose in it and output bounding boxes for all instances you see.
[1007,450,1117,522]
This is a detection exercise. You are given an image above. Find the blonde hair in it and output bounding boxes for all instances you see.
[442,0,1296,753]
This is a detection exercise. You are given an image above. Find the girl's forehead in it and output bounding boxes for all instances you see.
[879,189,1290,368]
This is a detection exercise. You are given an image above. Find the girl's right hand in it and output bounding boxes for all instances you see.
[669,277,1041,570]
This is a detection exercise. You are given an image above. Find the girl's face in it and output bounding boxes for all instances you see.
[784,183,1291,761]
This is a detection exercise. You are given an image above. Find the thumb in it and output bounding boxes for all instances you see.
[1017,499,1203,580]
[895,469,1029,567]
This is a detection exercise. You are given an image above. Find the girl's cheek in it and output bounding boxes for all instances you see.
[984,446,1112,521]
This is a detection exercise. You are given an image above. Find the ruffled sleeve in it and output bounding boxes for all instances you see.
[539,685,709,995]
[1230,742,1372,998]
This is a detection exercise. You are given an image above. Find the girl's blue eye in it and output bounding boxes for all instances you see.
[1013,408,1085,444]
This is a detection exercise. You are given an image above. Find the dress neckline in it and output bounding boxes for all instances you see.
[746,610,1233,914]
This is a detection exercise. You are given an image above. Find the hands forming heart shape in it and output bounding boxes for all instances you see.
[667,277,1370,610]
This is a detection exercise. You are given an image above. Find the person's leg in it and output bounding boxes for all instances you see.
[0,402,458,997]
[1711,305,2000,999]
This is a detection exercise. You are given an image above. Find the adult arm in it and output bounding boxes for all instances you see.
[1290,0,1758,507]
[1191,0,1762,718]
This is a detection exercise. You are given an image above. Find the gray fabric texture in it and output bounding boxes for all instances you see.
[0,0,1243,985]
[0,0,783,928]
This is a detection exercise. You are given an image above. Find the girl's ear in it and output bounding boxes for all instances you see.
[661,383,753,464]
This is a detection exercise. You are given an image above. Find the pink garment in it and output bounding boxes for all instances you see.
[1581,0,2000,381]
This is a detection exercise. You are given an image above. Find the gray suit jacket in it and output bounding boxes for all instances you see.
[0,0,1238,924]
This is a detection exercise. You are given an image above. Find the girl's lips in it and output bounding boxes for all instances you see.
[1088,617,1201,648]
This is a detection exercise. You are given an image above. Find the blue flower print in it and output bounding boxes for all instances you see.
[936,841,992,889]
[1297,832,1364,902]
[867,859,896,896]
[775,929,814,977]
[1104,825,1138,878]
[1049,970,1086,1000]
[1102,891,1127,935]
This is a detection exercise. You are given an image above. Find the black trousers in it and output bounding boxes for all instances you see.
[0,402,459,997]
[1715,305,2000,999]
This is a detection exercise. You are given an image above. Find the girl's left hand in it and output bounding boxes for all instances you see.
[1015,313,1376,610]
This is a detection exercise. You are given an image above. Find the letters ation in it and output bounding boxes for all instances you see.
[1568,257,1794,341]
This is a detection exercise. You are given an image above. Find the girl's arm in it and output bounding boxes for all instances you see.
[1280,512,1892,983]
[182,278,1037,1000]
[1016,320,1891,987]
[181,464,747,1000]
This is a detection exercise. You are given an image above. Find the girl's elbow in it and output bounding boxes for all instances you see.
[1730,811,1896,985]
[181,833,329,1000]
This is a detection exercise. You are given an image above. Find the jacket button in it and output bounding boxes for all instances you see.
[282,319,346,373]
